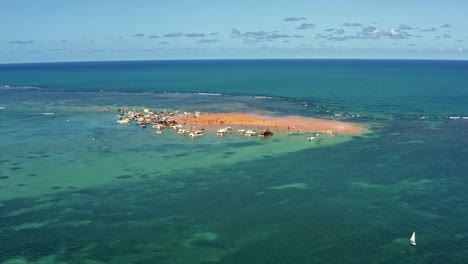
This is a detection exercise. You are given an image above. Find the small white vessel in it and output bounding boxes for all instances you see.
[117,118,130,124]
[245,130,257,137]
[189,130,204,137]
[238,129,246,134]
[217,127,232,136]
[217,129,226,136]
[410,232,416,246]
[178,128,189,135]
[307,136,315,141]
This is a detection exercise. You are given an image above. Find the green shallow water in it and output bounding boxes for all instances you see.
[0,91,355,201]
[1,114,468,263]
[1,60,468,263]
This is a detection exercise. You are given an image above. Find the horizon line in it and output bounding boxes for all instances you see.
[2,57,468,65]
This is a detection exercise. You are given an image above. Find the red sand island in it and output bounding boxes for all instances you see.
[116,108,366,136]
[180,113,365,135]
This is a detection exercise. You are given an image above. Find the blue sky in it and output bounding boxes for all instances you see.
[1,0,467,63]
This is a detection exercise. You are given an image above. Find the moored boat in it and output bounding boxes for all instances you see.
[245,130,257,136]
[217,127,232,136]
[117,118,130,124]
[178,128,190,135]
[189,130,205,137]
[259,129,273,137]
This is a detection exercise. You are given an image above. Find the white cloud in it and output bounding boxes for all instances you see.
[389,29,399,36]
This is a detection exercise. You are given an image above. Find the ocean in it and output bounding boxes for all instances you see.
[1,59,468,263]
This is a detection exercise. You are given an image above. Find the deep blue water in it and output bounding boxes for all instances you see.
[2,59,468,118]
[1,59,468,263]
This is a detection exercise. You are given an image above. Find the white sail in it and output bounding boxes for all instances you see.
[410,232,416,246]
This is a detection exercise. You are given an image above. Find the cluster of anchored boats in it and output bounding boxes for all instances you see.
[115,107,274,138]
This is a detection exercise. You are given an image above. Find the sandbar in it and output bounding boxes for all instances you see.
[180,113,365,135]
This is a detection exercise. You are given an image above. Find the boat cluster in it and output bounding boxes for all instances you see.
[236,129,273,137]
[115,107,274,138]
[116,107,207,137]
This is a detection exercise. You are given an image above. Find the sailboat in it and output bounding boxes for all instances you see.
[410,232,416,246]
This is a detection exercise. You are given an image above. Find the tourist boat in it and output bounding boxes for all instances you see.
[178,128,189,135]
[117,118,130,124]
[410,232,416,246]
[152,124,165,130]
[172,124,184,130]
[259,129,273,137]
[217,129,226,136]
[189,130,204,137]
[245,130,257,136]
[217,127,232,136]
[238,129,246,134]
[307,136,315,141]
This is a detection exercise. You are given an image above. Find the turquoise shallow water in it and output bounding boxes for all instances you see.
[1,60,468,263]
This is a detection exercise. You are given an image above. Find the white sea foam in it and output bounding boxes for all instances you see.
[198,92,222,96]
[0,85,41,90]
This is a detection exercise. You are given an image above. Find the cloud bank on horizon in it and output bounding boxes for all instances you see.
[1,1,467,62]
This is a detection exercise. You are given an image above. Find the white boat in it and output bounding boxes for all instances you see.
[178,128,189,135]
[238,129,246,134]
[410,232,416,246]
[189,130,204,137]
[245,130,257,136]
[117,118,130,124]
[217,127,232,136]
[217,129,226,135]
[307,136,315,141]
